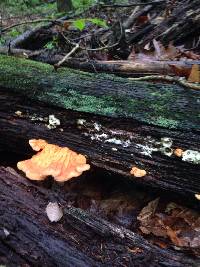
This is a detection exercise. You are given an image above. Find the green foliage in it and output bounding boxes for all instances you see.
[9,28,21,37]
[73,19,86,31]
[73,18,107,31]
[44,36,58,50]
[0,0,56,17]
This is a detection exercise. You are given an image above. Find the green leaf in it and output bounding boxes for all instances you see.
[73,19,86,31]
[88,18,107,28]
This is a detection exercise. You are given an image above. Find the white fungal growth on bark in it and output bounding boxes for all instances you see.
[182,150,200,164]
[46,202,63,222]
[47,115,61,129]
[77,118,86,125]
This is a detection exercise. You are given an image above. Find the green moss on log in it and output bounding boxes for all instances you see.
[0,55,199,130]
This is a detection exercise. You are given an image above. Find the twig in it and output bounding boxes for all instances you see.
[100,0,165,8]
[1,18,63,33]
[128,75,200,90]
[123,4,153,29]
[54,43,80,69]
[60,20,122,52]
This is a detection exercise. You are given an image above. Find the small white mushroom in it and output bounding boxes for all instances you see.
[46,202,63,222]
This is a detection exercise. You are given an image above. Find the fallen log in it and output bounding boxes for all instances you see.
[0,91,199,197]
[1,47,198,77]
[0,166,198,267]
[0,55,199,131]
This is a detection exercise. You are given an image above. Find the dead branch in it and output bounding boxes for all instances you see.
[129,75,200,90]
[100,0,166,8]
[54,43,80,68]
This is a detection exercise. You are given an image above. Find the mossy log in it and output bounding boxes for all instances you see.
[0,55,199,131]
[0,91,199,197]
[0,166,198,267]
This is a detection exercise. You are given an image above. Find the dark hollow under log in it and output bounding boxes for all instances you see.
[0,91,199,198]
[0,166,199,267]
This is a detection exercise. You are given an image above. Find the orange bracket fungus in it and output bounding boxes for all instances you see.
[130,166,147,178]
[17,139,90,182]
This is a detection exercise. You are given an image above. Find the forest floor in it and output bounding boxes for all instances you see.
[0,0,200,264]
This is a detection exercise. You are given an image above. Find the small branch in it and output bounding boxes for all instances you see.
[128,75,200,90]
[1,18,63,33]
[54,43,80,69]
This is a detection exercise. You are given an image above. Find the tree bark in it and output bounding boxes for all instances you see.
[0,166,198,267]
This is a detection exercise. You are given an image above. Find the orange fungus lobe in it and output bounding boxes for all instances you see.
[17,139,90,182]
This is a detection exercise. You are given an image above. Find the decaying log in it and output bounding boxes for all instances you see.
[52,59,198,78]
[0,91,199,197]
[1,47,198,77]
[0,55,199,131]
[10,25,55,50]
[0,166,198,267]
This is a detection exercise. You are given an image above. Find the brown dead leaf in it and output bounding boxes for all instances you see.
[137,198,159,222]
[129,41,183,62]
[169,64,191,78]
[188,64,200,83]
[136,15,149,25]
[182,51,200,60]
[138,201,200,250]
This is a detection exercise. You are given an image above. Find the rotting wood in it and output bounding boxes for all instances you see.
[0,92,199,197]
[1,47,198,78]
[0,166,198,267]
[0,55,199,131]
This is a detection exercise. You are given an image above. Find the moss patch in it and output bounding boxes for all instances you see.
[0,55,199,131]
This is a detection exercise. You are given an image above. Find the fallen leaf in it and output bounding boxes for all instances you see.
[188,64,200,83]
[138,201,200,250]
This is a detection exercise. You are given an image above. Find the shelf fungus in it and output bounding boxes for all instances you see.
[130,167,147,178]
[17,139,90,182]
